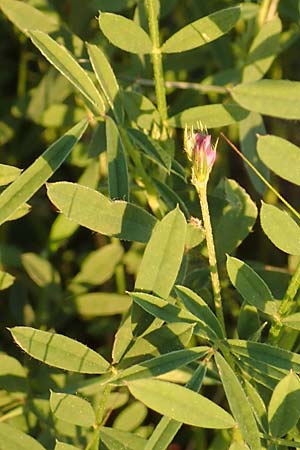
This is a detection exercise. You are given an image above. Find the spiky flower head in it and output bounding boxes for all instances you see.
[184,124,217,189]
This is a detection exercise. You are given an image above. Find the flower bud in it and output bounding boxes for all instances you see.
[184,125,216,188]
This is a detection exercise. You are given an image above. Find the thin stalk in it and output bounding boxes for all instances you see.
[146,0,168,122]
[120,76,229,93]
[221,133,300,222]
[197,183,225,333]
[269,259,300,343]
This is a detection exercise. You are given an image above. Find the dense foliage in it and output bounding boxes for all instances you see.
[1,1,300,449]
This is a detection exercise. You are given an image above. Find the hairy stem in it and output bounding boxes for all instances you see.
[146,0,168,122]
[197,183,225,333]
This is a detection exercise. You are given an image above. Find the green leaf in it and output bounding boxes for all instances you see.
[226,256,277,316]
[232,356,282,390]
[46,182,157,243]
[87,43,123,123]
[0,269,15,290]
[231,80,300,119]
[113,401,147,432]
[10,326,110,374]
[48,159,101,251]
[100,427,147,450]
[99,12,152,54]
[167,104,248,128]
[74,293,131,318]
[152,177,190,219]
[0,0,58,34]
[131,292,218,340]
[127,128,171,171]
[282,312,300,331]
[215,352,261,450]
[54,442,80,450]
[0,422,46,450]
[0,163,21,186]
[28,31,104,114]
[112,347,208,384]
[135,207,186,298]
[128,378,234,428]
[243,379,268,433]
[212,179,258,261]
[229,339,300,373]
[257,135,300,186]
[260,202,300,255]
[0,120,88,227]
[185,221,205,249]
[243,17,281,82]
[268,371,300,437]
[106,116,129,201]
[71,242,123,286]
[238,112,269,195]
[22,252,60,287]
[0,0,83,55]
[161,6,241,53]
[175,285,224,338]
[50,391,96,427]
[122,90,160,130]
[144,364,207,450]
[120,322,194,367]
[0,354,27,395]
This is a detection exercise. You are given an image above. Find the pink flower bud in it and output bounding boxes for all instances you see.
[184,126,217,187]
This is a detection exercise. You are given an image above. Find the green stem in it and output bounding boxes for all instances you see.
[197,183,226,334]
[85,384,112,450]
[146,0,168,122]
[258,0,280,26]
[221,133,300,222]
[269,259,300,343]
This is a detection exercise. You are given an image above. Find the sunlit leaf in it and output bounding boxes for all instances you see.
[128,378,235,428]
[260,202,300,255]
[50,391,96,427]
[231,80,300,119]
[99,12,152,54]
[0,120,88,227]
[257,135,300,186]
[162,6,241,53]
[10,327,110,374]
